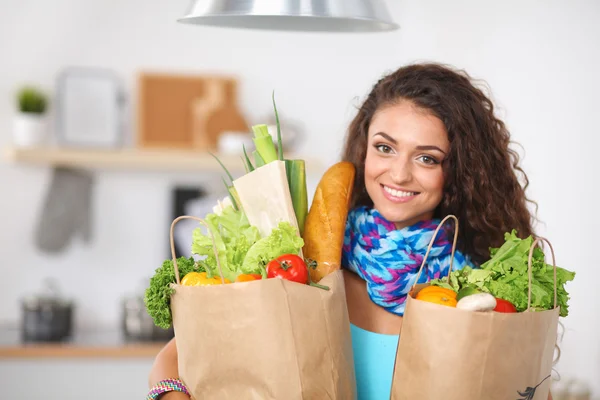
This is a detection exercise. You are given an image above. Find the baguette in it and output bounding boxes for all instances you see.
[303,161,355,282]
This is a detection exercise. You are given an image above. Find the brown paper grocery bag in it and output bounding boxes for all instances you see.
[391,216,560,400]
[168,216,356,400]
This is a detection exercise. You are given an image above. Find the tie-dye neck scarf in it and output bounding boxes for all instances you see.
[342,206,473,316]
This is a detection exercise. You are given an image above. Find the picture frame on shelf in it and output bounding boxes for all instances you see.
[55,67,127,148]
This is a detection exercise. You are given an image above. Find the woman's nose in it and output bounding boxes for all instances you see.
[389,159,412,184]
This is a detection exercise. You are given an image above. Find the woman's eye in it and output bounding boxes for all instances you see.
[418,155,439,165]
[375,144,393,154]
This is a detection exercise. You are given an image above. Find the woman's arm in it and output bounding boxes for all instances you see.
[149,337,189,399]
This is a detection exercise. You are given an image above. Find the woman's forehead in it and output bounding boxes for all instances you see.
[368,102,449,147]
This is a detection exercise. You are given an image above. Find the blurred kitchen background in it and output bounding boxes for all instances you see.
[0,1,598,399]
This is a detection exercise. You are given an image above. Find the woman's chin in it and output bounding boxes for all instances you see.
[374,206,435,229]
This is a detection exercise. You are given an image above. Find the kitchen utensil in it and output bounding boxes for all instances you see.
[137,73,248,151]
[20,278,74,342]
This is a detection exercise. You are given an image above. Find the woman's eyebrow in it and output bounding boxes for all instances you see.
[374,132,447,155]
[416,145,447,155]
[373,132,397,144]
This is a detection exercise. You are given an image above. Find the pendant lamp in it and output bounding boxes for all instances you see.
[177,0,399,32]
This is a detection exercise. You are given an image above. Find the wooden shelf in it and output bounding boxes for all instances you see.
[0,327,167,359]
[0,343,165,359]
[2,146,324,174]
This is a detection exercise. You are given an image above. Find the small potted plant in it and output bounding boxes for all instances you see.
[13,86,49,146]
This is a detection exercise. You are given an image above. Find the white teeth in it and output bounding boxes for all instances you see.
[384,186,416,198]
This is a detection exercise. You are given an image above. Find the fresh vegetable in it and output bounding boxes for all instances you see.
[416,286,457,307]
[242,144,255,172]
[253,150,266,168]
[272,91,283,161]
[266,254,330,290]
[418,285,457,299]
[252,124,278,164]
[285,159,308,237]
[146,204,305,328]
[241,222,304,274]
[303,161,356,283]
[192,204,261,282]
[456,287,481,301]
[144,256,201,329]
[431,230,575,317]
[235,273,262,282]
[456,293,496,312]
[212,196,234,216]
[494,298,517,313]
[209,153,241,211]
[181,271,230,286]
[267,254,309,284]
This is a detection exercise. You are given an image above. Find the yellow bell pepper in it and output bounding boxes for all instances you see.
[181,271,230,286]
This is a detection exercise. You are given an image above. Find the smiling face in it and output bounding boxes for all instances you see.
[364,101,449,229]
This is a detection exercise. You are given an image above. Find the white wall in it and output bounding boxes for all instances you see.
[0,0,598,398]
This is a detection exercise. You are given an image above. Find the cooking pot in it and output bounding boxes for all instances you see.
[21,278,74,342]
[121,294,174,342]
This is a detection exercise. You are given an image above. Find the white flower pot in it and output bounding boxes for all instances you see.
[13,113,48,147]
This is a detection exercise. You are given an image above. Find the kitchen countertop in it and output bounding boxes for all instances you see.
[0,325,169,359]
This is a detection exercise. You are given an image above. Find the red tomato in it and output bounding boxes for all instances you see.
[494,298,517,313]
[266,254,309,285]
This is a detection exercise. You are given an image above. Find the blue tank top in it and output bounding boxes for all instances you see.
[350,323,399,400]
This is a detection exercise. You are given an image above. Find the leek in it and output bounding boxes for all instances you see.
[252,124,278,164]
[272,91,284,161]
[209,152,234,183]
[242,144,255,172]
[209,152,240,211]
[222,178,240,211]
[285,159,308,236]
[253,150,266,168]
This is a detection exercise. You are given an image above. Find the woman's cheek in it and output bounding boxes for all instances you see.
[423,168,445,199]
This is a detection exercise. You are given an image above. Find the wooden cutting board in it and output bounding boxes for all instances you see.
[136,72,249,150]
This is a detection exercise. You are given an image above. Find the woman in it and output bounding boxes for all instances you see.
[340,62,536,399]
[147,63,545,400]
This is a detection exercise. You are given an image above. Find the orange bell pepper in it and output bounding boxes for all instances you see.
[235,273,263,283]
[181,271,230,286]
[417,285,457,299]
[416,285,457,307]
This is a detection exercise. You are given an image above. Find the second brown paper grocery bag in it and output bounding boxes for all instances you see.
[390,216,559,400]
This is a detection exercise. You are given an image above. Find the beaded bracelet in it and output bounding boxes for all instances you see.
[146,378,190,400]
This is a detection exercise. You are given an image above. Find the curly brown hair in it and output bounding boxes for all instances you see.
[342,63,536,265]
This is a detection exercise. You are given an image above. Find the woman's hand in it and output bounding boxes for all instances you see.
[149,337,179,387]
[149,338,189,398]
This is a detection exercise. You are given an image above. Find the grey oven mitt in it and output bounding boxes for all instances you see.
[34,167,94,253]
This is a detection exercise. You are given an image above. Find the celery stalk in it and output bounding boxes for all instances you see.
[252,124,278,164]
[285,159,308,236]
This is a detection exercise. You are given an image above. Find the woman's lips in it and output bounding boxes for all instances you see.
[381,184,419,203]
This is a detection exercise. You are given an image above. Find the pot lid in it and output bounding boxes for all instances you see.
[22,278,72,308]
